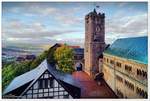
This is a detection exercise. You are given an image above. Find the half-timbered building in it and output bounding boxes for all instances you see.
[3,60,81,99]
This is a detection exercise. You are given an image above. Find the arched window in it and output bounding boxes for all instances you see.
[137,69,139,75]
[145,72,147,78]
[144,91,148,98]
[139,70,142,76]
[142,70,145,77]
[136,87,139,94]
[141,90,144,97]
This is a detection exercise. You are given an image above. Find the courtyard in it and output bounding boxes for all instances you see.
[72,71,117,98]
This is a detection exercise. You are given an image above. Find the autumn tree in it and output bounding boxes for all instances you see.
[54,45,74,73]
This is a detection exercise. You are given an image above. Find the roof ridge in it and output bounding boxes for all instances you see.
[3,59,48,95]
[116,36,147,40]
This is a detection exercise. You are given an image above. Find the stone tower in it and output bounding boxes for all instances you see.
[84,9,105,77]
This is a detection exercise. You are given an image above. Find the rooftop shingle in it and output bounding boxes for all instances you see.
[104,36,148,64]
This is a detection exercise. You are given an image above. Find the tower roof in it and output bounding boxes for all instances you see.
[104,36,148,64]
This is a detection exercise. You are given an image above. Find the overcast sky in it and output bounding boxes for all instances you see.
[2,2,148,48]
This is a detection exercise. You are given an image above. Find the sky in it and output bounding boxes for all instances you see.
[2,2,148,48]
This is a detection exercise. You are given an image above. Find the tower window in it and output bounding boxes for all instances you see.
[86,20,89,23]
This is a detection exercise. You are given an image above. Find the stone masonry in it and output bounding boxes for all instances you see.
[84,9,105,77]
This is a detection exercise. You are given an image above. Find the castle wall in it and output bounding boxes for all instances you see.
[102,53,148,98]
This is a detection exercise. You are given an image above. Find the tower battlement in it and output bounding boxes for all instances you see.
[85,9,105,19]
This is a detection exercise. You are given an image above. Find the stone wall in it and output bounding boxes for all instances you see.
[102,53,148,98]
[84,9,105,77]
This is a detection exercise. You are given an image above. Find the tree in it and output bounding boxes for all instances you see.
[2,61,32,91]
[30,50,48,69]
[2,50,48,91]
[54,45,75,73]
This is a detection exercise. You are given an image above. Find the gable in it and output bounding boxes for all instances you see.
[21,70,73,99]
[3,60,47,96]
[3,59,81,99]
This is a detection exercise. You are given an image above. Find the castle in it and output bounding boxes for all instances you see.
[84,9,148,98]
[3,9,147,99]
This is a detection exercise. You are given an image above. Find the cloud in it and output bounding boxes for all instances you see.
[3,3,81,16]
[3,36,85,48]
[105,13,147,43]
[2,2,148,46]
[2,19,81,39]
[55,15,83,26]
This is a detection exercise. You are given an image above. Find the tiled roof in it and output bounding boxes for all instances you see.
[73,48,84,55]
[104,36,148,64]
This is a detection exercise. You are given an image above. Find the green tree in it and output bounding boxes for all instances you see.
[54,45,74,73]
[2,61,32,91]
[2,50,48,91]
[30,50,48,69]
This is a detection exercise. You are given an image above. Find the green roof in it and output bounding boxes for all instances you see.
[104,36,148,64]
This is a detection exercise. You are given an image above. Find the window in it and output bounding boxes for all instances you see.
[137,69,147,79]
[107,58,109,63]
[142,71,145,77]
[38,79,51,89]
[125,65,132,72]
[86,18,89,24]
[49,77,54,88]
[116,89,124,98]
[110,60,114,65]
[116,62,121,68]
[136,87,147,98]
[45,79,48,89]
[38,79,43,89]
[116,75,123,83]
[124,80,134,91]
[137,69,139,75]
